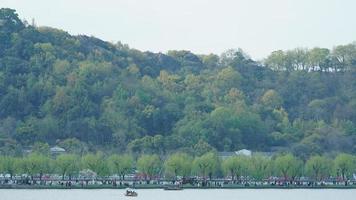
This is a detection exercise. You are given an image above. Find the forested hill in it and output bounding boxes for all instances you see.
[1,8,356,158]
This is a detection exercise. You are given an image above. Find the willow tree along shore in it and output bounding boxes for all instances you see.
[1,152,355,186]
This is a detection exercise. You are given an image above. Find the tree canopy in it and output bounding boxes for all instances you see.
[0,9,356,158]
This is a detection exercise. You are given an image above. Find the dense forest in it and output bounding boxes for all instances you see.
[0,8,356,159]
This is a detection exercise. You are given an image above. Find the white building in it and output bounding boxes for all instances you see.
[235,149,252,156]
[218,149,252,160]
[50,146,66,155]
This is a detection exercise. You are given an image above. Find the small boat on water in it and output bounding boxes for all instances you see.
[163,184,183,190]
[125,188,138,197]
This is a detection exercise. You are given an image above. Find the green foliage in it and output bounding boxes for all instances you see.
[56,154,79,180]
[19,153,53,180]
[58,138,88,155]
[249,155,272,181]
[32,142,50,155]
[164,153,192,179]
[0,9,356,158]
[127,135,164,154]
[137,154,161,181]
[0,152,355,182]
[274,154,302,181]
[108,154,134,180]
[81,152,109,177]
[193,140,215,156]
[0,156,19,178]
[193,152,220,180]
[334,153,355,180]
[221,155,249,181]
[305,155,332,181]
[260,89,283,109]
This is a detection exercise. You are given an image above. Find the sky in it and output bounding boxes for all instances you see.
[1,0,356,59]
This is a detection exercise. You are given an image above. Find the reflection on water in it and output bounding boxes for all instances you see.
[1,189,355,200]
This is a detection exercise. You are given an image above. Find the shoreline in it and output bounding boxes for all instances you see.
[1,185,356,190]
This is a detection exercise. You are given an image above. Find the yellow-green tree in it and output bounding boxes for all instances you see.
[334,153,355,181]
[222,155,249,182]
[193,152,220,180]
[0,156,20,179]
[274,154,302,182]
[305,155,332,181]
[137,154,161,183]
[81,152,109,178]
[56,154,79,180]
[164,153,192,180]
[20,153,53,181]
[249,155,273,181]
[108,154,134,180]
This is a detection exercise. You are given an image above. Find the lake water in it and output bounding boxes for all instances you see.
[1,189,355,200]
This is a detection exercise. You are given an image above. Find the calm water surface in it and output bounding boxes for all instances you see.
[1,189,355,200]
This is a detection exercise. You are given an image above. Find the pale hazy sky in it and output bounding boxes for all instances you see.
[2,0,356,59]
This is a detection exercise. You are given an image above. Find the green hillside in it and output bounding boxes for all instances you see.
[1,8,356,158]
